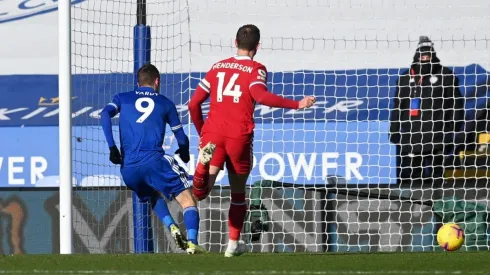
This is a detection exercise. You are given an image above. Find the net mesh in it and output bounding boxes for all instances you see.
[70,0,490,253]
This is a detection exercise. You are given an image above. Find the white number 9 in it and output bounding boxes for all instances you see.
[135,97,155,123]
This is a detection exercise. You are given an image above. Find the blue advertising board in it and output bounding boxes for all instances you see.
[0,122,394,187]
[0,64,488,127]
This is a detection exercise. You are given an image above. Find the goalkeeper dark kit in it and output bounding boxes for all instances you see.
[389,36,465,184]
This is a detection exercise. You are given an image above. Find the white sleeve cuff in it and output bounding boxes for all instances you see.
[171,124,183,131]
[199,81,211,93]
[108,102,119,111]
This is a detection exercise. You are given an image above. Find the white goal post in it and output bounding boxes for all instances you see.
[59,0,490,254]
[58,0,73,255]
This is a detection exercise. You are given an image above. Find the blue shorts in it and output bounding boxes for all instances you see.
[120,155,190,202]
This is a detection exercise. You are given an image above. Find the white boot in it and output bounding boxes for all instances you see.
[198,142,216,165]
[224,240,247,257]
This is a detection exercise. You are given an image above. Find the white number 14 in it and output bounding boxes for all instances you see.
[216,72,242,103]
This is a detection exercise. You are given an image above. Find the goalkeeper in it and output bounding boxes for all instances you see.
[100,63,205,254]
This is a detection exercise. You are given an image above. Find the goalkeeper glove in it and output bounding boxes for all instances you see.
[175,147,190,163]
[109,146,122,165]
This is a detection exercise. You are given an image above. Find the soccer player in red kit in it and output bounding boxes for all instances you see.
[188,24,315,257]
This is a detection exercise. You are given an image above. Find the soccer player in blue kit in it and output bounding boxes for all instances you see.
[100,63,205,254]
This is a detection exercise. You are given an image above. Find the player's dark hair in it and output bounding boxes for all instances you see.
[236,24,260,51]
[137,63,160,87]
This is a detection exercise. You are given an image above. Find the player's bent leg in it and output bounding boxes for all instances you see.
[147,156,204,254]
[174,189,206,254]
[193,165,222,201]
[122,166,188,252]
[192,162,209,201]
[150,195,187,251]
[194,140,229,201]
[199,165,221,199]
[150,194,177,229]
[224,173,249,257]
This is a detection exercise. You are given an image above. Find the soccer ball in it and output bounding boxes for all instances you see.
[437,223,464,251]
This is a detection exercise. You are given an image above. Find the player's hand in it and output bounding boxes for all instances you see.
[109,146,122,165]
[298,96,316,109]
[175,148,190,163]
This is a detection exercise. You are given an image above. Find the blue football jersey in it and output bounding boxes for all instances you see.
[107,87,183,167]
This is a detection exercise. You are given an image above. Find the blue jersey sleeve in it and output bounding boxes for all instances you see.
[100,94,121,148]
[107,94,121,113]
[166,102,183,132]
[165,102,189,150]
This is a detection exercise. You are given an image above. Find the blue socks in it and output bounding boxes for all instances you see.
[183,206,200,245]
[152,196,200,245]
[152,197,176,229]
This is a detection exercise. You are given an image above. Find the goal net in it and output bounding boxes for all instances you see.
[69,0,490,253]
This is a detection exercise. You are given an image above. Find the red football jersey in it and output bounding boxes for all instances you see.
[198,55,267,137]
[189,55,299,138]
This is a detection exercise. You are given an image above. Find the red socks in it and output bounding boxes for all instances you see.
[228,193,247,241]
[192,163,209,201]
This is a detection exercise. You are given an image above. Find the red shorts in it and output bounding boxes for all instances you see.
[199,132,253,175]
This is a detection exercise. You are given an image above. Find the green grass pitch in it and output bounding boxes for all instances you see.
[0,252,489,274]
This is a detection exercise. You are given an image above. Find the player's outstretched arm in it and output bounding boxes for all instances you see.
[250,83,315,109]
[100,97,122,164]
[250,65,315,109]
[298,96,316,109]
[166,102,191,163]
[188,85,210,136]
